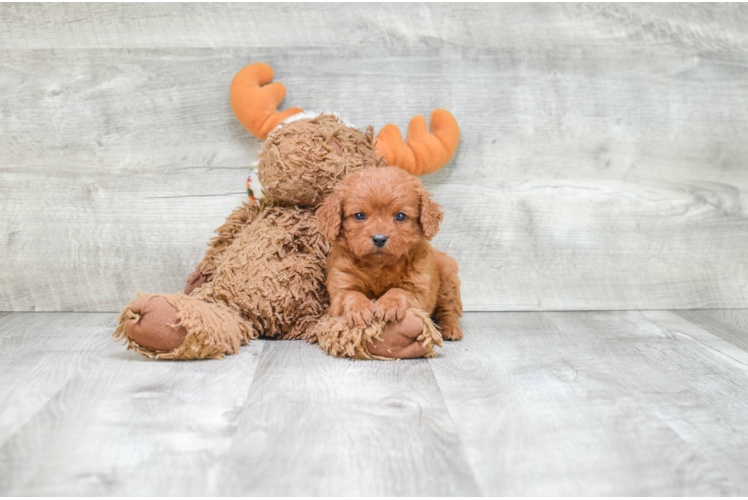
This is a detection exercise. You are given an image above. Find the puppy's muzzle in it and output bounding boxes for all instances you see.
[371,234,388,248]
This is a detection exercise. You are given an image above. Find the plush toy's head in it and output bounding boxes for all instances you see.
[256,113,379,206]
[230,63,461,207]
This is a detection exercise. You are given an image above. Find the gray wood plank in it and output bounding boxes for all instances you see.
[0,313,265,496]
[0,45,748,311]
[0,313,114,447]
[215,339,479,496]
[642,310,748,373]
[4,4,746,50]
[3,311,748,495]
[676,309,748,353]
[430,311,748,495]
[2,4,748,312]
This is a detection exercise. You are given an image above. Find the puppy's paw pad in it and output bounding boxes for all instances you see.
[441,324,464,341]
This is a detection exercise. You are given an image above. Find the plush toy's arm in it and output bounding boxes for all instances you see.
[194,201,261,277]
[375,109,460,176]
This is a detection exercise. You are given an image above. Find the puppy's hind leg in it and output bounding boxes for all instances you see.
[433,253,463,341]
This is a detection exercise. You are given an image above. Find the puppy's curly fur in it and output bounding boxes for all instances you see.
[317,166,463,341]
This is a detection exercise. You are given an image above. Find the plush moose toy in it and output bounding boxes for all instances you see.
[113,63,460,360]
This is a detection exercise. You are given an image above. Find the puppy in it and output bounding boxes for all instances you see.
[317,166,463,340]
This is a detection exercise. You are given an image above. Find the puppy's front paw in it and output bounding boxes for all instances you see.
[440,322,464,341]
[373,293,408,323]
[344,297,375,328]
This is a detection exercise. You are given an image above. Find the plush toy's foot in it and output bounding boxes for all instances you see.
[125,296,187,351]
[311,308,442,360]
[367,312,432,359]
[113,293,256,360]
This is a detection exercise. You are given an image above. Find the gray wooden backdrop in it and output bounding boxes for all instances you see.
[1,3,747,312]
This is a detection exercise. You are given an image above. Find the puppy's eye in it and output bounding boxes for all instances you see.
[395,213,407,222]
[354,212,366,221]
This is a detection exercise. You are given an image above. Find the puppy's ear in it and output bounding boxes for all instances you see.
[317,187,345,241]
[417,184,444,240]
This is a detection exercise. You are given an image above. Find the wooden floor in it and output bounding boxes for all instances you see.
[1,311,747,495]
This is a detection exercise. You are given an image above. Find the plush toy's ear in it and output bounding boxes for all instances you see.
[416,181,444,240]
[375,109,460,176]
[317,188,345,242]
[230,63,304,140]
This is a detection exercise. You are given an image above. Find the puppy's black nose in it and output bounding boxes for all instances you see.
[372,234,388,247]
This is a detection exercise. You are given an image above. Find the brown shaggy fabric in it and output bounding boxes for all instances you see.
[196,201,261,277]
[259,114,379,207]
[191,204,331,340]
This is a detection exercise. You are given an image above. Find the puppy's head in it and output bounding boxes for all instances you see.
[317,166,444,258]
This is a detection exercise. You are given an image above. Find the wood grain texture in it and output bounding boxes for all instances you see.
[2,310,748,495]
[0,313,113,447]
[215,339,479,496]
[2,4,748,311]
[2,4,747,50]
[431,311,748,495]
[0,312,478,495]
[0,313,265,495]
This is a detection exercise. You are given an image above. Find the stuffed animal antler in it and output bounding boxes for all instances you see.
[375,110,460,176]
[230,62,304,140]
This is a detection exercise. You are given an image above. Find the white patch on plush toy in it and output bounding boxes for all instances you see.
[282,110,356,130]
[283,110,321,124]
[246,159,264,204]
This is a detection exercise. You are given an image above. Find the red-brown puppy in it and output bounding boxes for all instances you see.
[317,166,463,340]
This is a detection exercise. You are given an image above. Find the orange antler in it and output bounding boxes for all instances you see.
[230,63,304,140]
[375,109,460,176]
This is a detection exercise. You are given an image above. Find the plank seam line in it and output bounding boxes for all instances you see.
[425,357,484,495]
